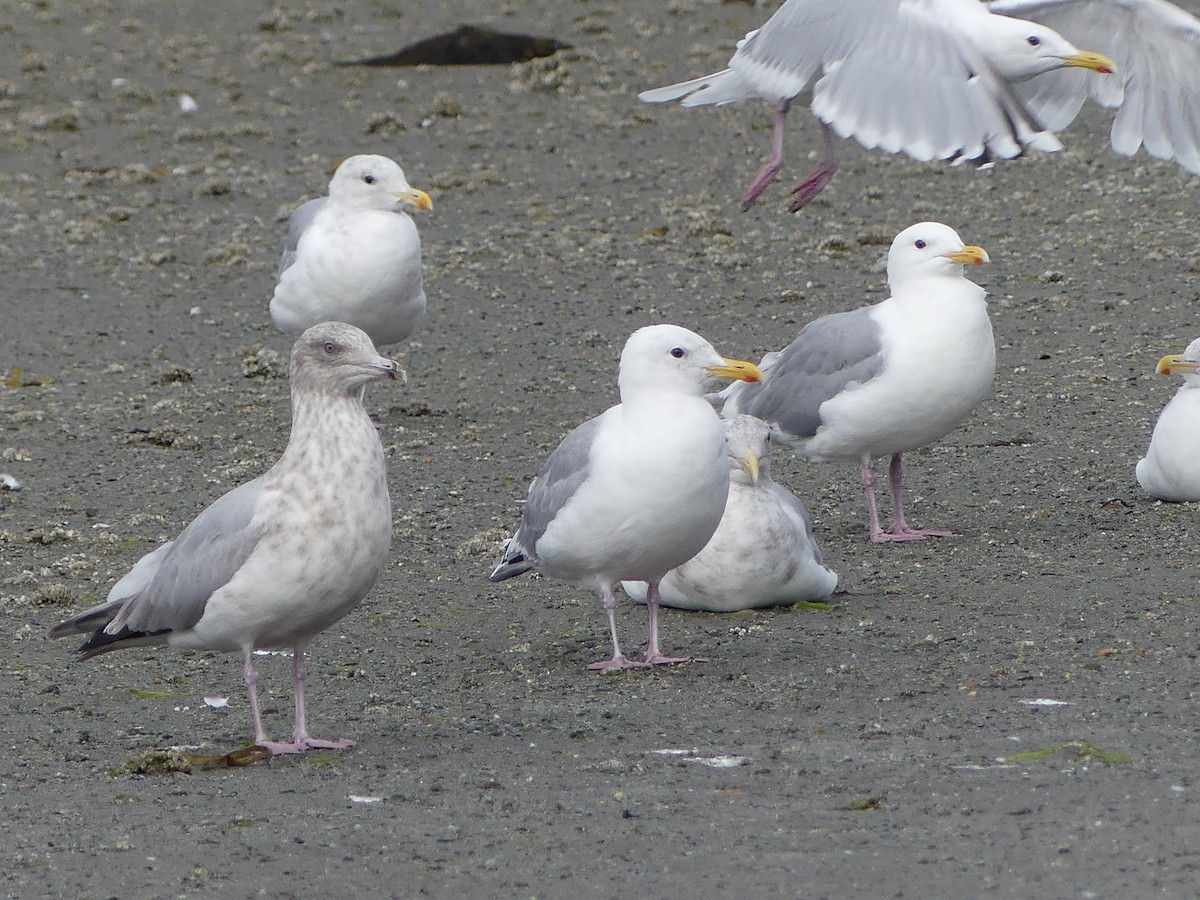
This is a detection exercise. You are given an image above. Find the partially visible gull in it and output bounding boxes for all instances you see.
[1136,337,1200,502]
[489,325,764,671]
[638,0,1200,211]
[50,322,400,754]
[270,154,432,346]
[719,222,995,542]
[622,415,837,611]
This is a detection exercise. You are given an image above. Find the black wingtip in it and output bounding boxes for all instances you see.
[489,556,535,583]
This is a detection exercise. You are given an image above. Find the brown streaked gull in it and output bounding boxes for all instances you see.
[270,154,432,346]
[718,222,995,543]
[639,0,1131,211]
[1136,337,1200,502]
[489,324,764,672]
[622,414,837,611]
[50,322,399,755]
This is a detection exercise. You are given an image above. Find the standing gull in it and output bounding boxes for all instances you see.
[489,325,764,672]
[622,415,837,611]
[719,222,995,542]
[639,0,1139,211]
[50,322,399,754]
[1136,338,1200,502]
[270,154,433,346]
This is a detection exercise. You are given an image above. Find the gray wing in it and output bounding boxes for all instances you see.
[278,197,327,275]
[489,413,606,580]
[738,0,1060,161]
[768,482,828,568]
[47,542,177,641]
[989,0,1200,173]
[723,307,886,440]
[106,480,267,635]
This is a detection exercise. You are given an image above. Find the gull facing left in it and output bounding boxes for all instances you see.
[1136,337,1200,502]
[489,325,763,672]
[50,322,400,754]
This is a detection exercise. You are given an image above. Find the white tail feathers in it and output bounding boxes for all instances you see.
[638,69,756,107]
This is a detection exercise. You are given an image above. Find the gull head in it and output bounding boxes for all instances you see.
[328,154,433,215]
[1155,337,1200,384]
[291,321,403,394]
[723,415,775,485]
[979,16,1115,82]
[618,324,764,400]
[886,222,988,291]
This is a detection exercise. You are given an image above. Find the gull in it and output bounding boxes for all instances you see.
[639,0,1162,211]
[719,222,995,542]
[50,322,400,754]
[489,324,764,672]
[270,154,433,346]
[622,415,837,611]
[1136,337,1200,502]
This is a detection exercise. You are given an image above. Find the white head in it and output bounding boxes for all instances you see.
[975,15,1115,82]
[886,222,989,293]
[327,154,433,214]
[617,324,763,402]
[290,321,401,396]
[722,415,773,485]
[1155,337,1200,388]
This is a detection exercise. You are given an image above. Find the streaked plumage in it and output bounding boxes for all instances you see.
[50,323,399,754]
[623,415,837,611]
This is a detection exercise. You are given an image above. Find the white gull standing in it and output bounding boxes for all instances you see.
[1136,337,1200,502]
[719,222,995,542]
[489,325,764,672]
[50,322,400,754]
[270,154,433,346]
[639,0,1145,211]
[622,415,837,611]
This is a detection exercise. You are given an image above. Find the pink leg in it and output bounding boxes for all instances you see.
[789,121,838,213]
[243,653,274,745]
[252,649,355,755]
[861,456,887,542]
[886,453,952,540]
[742,98,792,210]
[588,584,649,673]
[643,580,691,667]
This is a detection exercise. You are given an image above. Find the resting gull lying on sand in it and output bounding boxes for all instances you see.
[622,414,837,611]
[271,154,432,346]
[1136,337,1200,502]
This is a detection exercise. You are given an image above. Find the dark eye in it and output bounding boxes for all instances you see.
[914,239,927,249]
[323,341,337,354]
[670,347,685,358]
[1026,35,1041,46]
[362,173,376,185]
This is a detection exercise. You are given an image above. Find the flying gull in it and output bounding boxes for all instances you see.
[719,222,995,542]
[490,324,764,671]
[637,0,1200,211]
[50,322,400,754]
